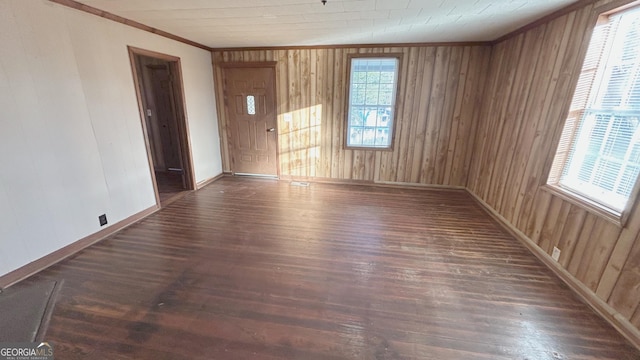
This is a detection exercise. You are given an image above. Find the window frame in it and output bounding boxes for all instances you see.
[344,53,403,151]
[545,3,640,226]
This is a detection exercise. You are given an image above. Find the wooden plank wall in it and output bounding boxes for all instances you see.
[212,45,490,186]
[467,0,640,336]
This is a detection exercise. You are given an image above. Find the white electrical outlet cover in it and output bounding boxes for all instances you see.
[552,246,561,261]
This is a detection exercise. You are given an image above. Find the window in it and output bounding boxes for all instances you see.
[246,95,256,115]
[346,55,401,149]
[548,6,640,216]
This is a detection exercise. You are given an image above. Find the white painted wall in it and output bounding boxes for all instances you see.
[0,0,222,277]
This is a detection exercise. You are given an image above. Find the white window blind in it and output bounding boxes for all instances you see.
[346,57,399,148]
[549,6,640,213]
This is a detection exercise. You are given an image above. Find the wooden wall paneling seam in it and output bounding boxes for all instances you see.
[273,50,284,175]
[301,49,311,177]
[409,47,436,184]
[473,41,514,201]
[465,42,505,193]
[325,49,337,179]
[491,27,546,213]
[567,213,599,274]
[410,45,429,183]
[374,48,392,182]
[443,47,470,186]
[571,211,609,281]
[396,47,419,183]
[419,47,446,184]
[376,48,393,181]
[574,221,622,290]
[307,49,322,176]
[597,206,640,300]
[508,23,567,229]
[481,35,525,204]
[295,49,304,177]
[515,10,581,231]
[434,47,461,185]
[546,202,574,254]
[556,206,588,267]
[426,47,453,184]
[332,48,345,179]
[499,23,554,224]
[460,46,491,188]
[608,231,640,318]
[355,48,372,181]
[396,46,414,182]
[292,49,311,176]
[343,48,355,180]
[323,49,334,179]
[289,49,299,177]
[341,49,354,179]
[541,200,573,254]
[388,47,409,182]
[536,196,565,247]
[525,190,554,247]
[274,50,285,177]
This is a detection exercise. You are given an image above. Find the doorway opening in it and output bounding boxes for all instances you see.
[128,47,195,206]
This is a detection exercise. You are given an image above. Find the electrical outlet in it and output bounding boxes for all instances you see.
[99,214,108,227]
[552,246,561,261]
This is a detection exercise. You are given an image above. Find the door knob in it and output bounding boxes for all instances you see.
[266,128,276,132]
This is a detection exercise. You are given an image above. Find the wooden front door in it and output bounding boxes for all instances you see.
[222,65,278,176]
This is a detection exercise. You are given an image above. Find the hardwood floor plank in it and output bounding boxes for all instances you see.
[15,177,640,359]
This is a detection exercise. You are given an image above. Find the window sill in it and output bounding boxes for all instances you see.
[541,184,623,227]
[344,146,394,152]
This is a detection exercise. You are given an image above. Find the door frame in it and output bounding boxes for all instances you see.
[220,61,280,177]
[128,46,196,205]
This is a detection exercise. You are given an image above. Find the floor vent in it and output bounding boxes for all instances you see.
[290,181,310,187]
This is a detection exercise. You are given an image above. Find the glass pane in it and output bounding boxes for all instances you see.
[352,90,366,105]
[354,72,367,83]
[364,107,378,127]
[350,108,365,126]
[377,107,391,126]
[349,127,363,146]
[247,95,256,115]
[380,72,395,83]
[363,128,376,146]
[375,128,389,146]
[365,89,380,105]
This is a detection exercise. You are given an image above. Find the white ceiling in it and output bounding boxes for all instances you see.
[75,0,579,48]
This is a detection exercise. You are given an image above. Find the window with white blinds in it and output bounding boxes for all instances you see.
[549,6,640,214]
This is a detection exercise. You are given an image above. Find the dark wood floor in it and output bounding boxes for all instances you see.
[155,170,186,204]
[19,177,640,359]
